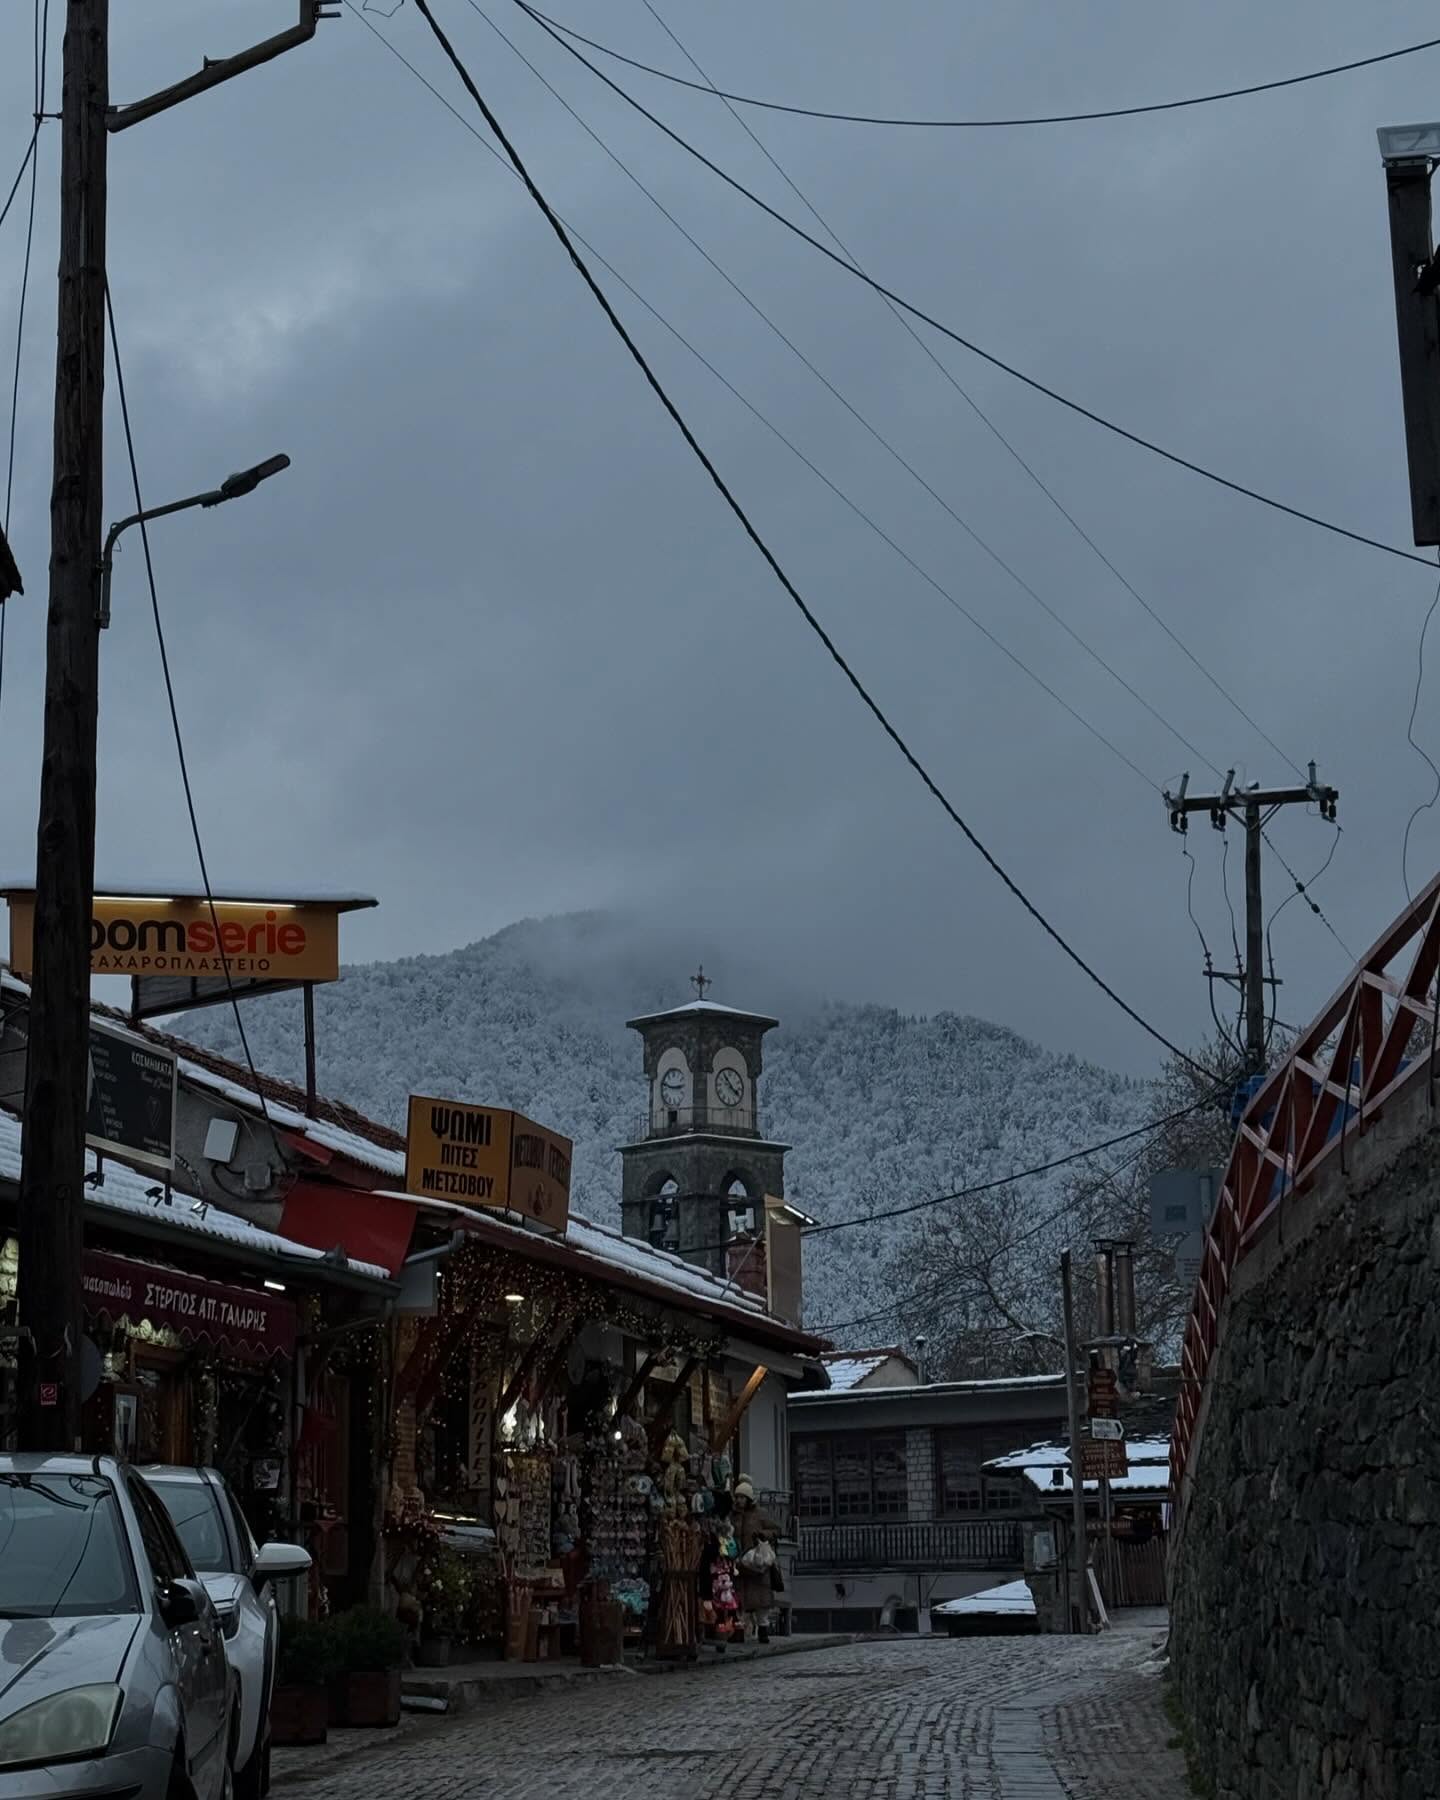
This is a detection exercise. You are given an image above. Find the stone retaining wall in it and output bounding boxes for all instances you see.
[1169,1106,1440,1800]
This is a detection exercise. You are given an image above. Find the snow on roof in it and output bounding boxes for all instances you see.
[984,1436,1171,1496]
[626,999,779,1029]
[0,882,376,909]
[0,1104,389,1282]
[0,972,406,1179]
[932,1580,1036,1618]
[372,1186,773,1320]
[173,1055,406,1181]
[820,1350,903,1391]
[794,1371,1067,1404]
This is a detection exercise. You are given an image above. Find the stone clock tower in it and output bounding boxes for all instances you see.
[620,971,789,1279]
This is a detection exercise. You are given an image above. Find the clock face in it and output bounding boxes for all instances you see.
[715,1067,745,1108]
[660,1068,687,1108]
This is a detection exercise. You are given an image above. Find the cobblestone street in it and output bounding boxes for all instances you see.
[274,1615,1188,1799]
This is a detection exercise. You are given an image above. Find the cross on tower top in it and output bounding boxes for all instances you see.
[690,965,712,1001]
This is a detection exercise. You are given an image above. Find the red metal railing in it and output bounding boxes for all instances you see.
[1171,870,1440,1501]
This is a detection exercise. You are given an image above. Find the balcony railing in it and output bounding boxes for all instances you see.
[794,1517,1025,1573]
[756,1488,795,1542]
[639,1105,759,1139]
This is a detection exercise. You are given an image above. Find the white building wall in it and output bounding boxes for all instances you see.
[740,1372,789,1496]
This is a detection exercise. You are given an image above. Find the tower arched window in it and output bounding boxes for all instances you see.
[649,1177,680,1251]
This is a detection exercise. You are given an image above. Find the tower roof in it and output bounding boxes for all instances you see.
[626,998,779,1031]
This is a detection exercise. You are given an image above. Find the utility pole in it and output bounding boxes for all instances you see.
[1163,765,1339,1077]
[16,0,331,1451]
[17,0,111,1452]
[1060,1251,1090,1634]
[1378,124,1440,546]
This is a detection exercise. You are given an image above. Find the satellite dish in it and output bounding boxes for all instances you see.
[79,1337,103,1405]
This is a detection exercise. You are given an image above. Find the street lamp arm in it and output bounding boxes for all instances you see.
[97,453,289,628]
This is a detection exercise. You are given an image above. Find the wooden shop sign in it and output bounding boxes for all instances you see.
[1088,1365,1119,1417]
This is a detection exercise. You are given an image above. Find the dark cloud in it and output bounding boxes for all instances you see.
[1,0,1436,1071]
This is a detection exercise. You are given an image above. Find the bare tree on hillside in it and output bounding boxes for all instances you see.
[872,1035,1248,1379]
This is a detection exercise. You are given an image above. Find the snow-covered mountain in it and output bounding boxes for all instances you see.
[175,912,1150,1327]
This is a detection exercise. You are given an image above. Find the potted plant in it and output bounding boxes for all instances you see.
[416,1547,475,1667]
[329,1607,406,1728]
[270,1617,337,1747]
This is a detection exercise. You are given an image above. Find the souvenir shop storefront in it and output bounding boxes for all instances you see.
[383,1221,825,1664]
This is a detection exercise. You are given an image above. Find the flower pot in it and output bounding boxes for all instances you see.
[415,1635,452,1668]
[332,1670,401,1728]
[269,1684,328,1747]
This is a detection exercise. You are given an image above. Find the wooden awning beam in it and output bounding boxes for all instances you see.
[710,1363,768,1454]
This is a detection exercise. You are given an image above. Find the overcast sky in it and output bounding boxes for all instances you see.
[2,0,1439,1073]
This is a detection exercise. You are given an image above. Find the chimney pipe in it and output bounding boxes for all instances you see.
[1093,1244,1114,1338]
[1113,1242,1136,1337]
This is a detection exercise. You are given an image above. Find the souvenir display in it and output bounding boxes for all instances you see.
[500,1451,553,1574]
[584,1428,650,1588]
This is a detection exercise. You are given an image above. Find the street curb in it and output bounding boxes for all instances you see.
[634,1632,860,1676]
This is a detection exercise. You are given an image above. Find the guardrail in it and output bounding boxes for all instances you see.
[1172,871,1440,1502]
[795,1517,1024,1572]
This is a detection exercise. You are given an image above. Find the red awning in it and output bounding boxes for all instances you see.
[280,1179,419,1276]
[83,1250,296,1362]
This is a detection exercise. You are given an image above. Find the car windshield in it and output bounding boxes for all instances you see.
[0,1474,139,1617]
[146,1478,232,1574]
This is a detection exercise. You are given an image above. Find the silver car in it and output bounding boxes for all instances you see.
[0,1454,233,1800]
[143,1467,311,1800]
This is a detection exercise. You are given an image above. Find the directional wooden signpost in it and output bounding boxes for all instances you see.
[1077,1439,1129,1481]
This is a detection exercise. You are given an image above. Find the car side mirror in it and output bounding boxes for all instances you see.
[157,1580,200,1629]
[251,1541,312,1592]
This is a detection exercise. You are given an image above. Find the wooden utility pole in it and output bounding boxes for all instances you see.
[1060,1251,1089,1634]
[1163,766,1339,1077]
[17,0,110,1452]
[16,1,331,1451]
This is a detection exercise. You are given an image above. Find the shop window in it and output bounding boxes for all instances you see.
[795,1438,833,1520]
[938,1434,983,1516]
[937,1429,1032,1516]
[984,1471,1024,1513]
[795,1433,908,1522]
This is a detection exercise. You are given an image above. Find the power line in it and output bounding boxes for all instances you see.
[458,0,1179,788]
[1,1,49,735]
[812,1085,1226,1334]
[803,1082,1228,1239]
[359,4,1163,791]
[0,135,37,239]
[516,1,1440,577]
[409,0,1209,1077]
[630,0,1304,784]
[1403,568,1440,902]
[1262,821,1354,962]
[521,10,1440,132]
[102,283,282,1154]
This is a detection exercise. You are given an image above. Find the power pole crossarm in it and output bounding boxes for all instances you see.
[107,0,338,133]
[1158,764,1340,1078]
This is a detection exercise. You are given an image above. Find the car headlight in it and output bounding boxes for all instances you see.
[215,1601,241,1641]
[0,1684,122,1769]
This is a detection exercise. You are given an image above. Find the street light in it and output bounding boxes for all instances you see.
[97,452,290,627]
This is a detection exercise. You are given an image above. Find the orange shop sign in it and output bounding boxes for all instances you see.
[405,1096,571,1232]
[7,894,341,982]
